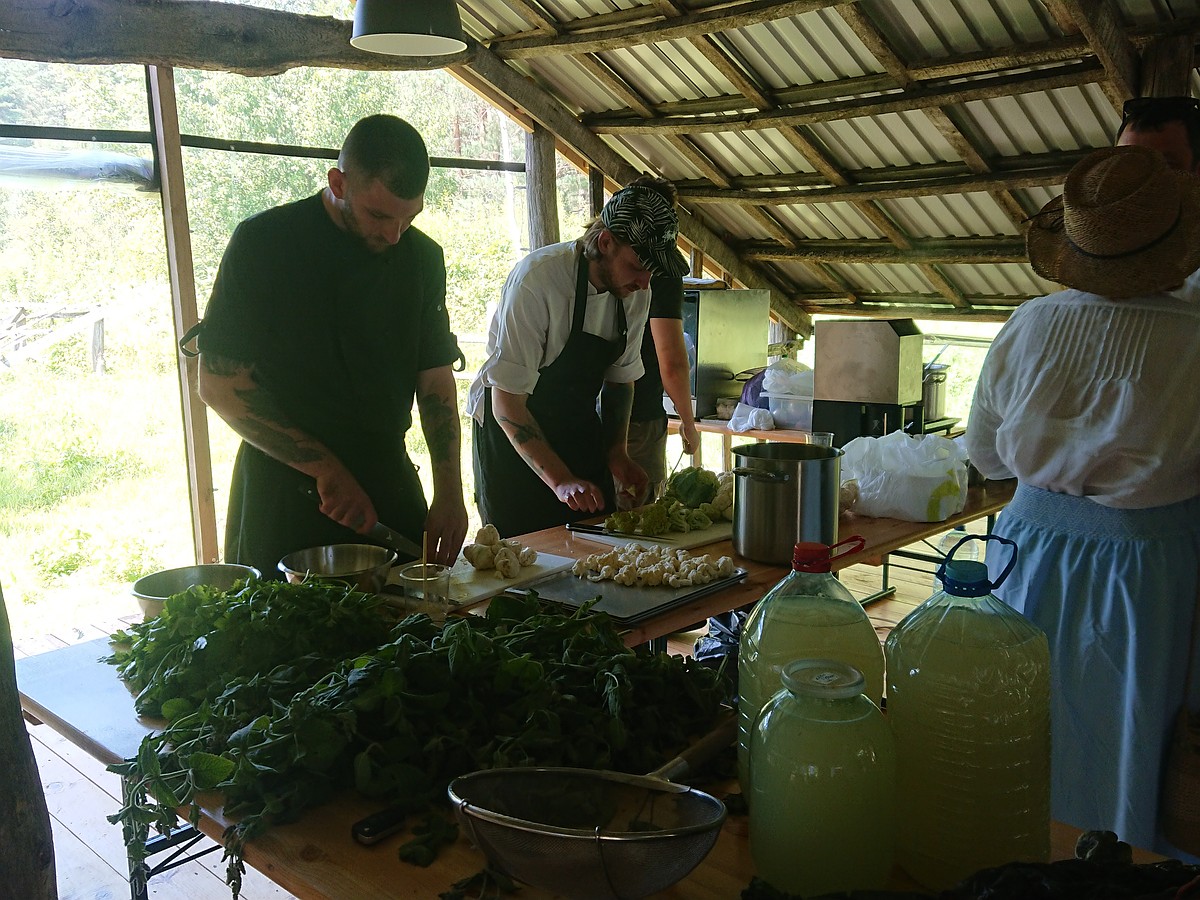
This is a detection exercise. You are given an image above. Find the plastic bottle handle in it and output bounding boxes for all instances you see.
[938,533,1019,589]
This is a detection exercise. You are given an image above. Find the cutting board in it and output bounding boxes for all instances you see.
[385,551,576,609]
[570,519,733,550]
[518,567,748,625]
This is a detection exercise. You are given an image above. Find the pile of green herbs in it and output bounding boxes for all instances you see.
[105,582,731,896]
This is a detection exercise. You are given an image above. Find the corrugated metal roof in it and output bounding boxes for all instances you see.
[455,0,1198,328]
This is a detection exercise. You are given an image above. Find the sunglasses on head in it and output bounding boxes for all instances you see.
[1121,96,1200,123]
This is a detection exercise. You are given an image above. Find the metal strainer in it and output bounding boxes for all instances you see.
[447,717,733,900]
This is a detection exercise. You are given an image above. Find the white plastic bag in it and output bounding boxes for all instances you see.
[840,432,969,522]
[761,359,814,396]
[729,402,775,433]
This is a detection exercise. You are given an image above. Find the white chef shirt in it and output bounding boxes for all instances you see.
[468,241,650,422]
[965,288,1200,509]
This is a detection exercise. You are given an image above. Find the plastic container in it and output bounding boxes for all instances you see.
[762,392,813,430]
[737,537,884,792]
[750,659,896,897]
[884,534,1050,889]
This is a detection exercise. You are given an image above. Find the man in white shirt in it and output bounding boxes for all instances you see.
[1116,95,1200,301]
[468,178,689,537]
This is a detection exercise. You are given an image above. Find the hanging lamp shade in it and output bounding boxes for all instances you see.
[351,0,467,56]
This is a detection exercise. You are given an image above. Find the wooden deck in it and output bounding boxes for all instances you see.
[17,519,986,899]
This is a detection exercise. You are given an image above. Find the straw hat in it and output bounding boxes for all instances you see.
[1026,145,1200,298]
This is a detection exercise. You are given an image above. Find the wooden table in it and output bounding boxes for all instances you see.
[16,634,1160,900]
[518,479,1017,647]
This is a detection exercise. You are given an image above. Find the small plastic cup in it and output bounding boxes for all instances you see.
[809,432,834,448]
[396,562,452,622]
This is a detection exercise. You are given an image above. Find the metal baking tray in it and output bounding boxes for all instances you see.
[514,567,748,625]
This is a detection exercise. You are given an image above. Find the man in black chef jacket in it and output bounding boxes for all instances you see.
[468,176,690,537]
[188,115,468,575]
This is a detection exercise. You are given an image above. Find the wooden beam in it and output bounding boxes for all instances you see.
[491,0,855,59]
[1139,34,1197,97]
[585,60,1104,134]
[147,65,220,565]
[741,239,1027,265]
[682,165,1071,205]
[1048,0,1138,106]
[0,0,469,74]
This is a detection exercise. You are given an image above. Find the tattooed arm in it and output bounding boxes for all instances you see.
[491,387,606,513]
[415,366,467,565]
[196,351,377,532]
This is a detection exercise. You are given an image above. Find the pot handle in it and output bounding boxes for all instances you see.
[732,466,791,483]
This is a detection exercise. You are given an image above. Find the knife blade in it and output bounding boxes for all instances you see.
[367,521,423,560]
[566,522,675,543]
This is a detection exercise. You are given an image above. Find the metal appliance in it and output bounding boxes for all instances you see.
[668,288,770,418]
[811,318,925,446]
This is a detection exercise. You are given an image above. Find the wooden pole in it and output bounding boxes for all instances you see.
[0,581,57,899]
[525,123,560,249]
[147,65,220,565]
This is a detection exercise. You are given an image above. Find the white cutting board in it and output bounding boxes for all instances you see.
[570,519,733,550]
[385,551,576,608]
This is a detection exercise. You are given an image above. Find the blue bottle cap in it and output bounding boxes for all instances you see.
[781,658,865,699]
[942,558,991,597]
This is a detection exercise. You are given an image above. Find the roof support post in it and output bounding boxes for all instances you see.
[525,123,560,249]
[146,65,220,565]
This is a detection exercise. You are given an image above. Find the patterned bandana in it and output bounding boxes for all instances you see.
[600,185,689,278]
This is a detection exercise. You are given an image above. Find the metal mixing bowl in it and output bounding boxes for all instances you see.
[132,563,260,619]
[277,543,396,593]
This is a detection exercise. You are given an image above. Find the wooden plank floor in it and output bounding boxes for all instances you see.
[17,517,990,898]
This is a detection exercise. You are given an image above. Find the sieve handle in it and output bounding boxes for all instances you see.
[732,467,791,483]
[649,713,737,783]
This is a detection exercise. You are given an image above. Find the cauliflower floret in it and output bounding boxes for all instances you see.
[494,547,521,578]
[463,543,496,570]
[717,556,736,577]
[615,564,639,586]
[474,524,502,546]
[641,564,665,586]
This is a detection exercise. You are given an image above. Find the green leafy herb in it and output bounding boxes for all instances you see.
[107,587,732,898]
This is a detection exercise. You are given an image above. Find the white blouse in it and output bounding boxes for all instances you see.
[965,289,1200,509]
[467,241,650,422]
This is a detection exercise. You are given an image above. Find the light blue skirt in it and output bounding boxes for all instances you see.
[988,484,1200,856]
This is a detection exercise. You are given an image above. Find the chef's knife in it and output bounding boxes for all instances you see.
[367,521,423,560]
[566,522,675,543]
[299,485,423,560]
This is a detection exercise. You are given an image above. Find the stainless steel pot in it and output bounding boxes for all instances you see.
[732,443,842,565]
[922,363,949,420]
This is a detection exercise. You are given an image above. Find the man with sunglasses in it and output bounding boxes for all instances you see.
[468,176,690,536]
[1117,95,1200,300]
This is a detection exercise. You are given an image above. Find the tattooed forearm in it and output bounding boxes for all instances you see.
[417,393,460,465]
[498,415,545,446]
[236,418,326,464]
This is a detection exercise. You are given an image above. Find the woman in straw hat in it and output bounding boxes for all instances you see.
[966,144,1200,856]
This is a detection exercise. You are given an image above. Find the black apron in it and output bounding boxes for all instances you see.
[474,253,626,537]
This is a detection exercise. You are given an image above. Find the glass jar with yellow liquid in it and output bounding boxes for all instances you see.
[749,658,896,897]
[885,534,1050,890]
[737,537,884,792]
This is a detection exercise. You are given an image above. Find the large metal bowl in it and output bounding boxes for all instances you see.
[132,563,260,619]
[277,543,396,594]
